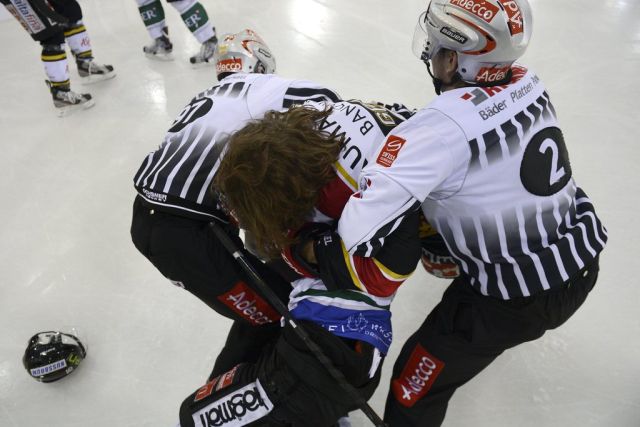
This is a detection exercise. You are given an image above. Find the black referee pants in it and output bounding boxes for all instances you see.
[130,196,292,376]
[384,258,600,426]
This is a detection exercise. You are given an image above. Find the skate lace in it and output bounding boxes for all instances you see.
[63,90,85,104]
[86,61,105,74]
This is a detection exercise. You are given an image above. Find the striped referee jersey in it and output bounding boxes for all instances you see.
[337,66,607,299]
[133,73,340,221]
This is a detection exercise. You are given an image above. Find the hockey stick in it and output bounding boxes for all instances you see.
[209,222,388,427]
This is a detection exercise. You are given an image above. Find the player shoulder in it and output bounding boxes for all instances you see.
[218,72,285,91]
[394,106,463,140]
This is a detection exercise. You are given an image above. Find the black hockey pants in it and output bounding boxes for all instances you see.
[130,196,292,376]
[179,321,382,427]
[384,257,600,426]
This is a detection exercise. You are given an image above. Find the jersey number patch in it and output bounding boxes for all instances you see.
[169,97,213,133]
[520,126,572,196]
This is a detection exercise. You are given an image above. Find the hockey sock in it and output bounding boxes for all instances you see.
[137,0,167,40]
[41,43,70,90]
[170,0,215,43]
[64,21,93,62]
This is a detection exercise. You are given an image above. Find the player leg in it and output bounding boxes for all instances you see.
[130,196,290,322]
[384,260,600,426]
[41,34,94,116]
[382,278,500,426]
[179,321,381,427]
[46,0,115,83]
[166,0,217,64]
[0,0,92,115]
[209,320,281,380]
[136,0,174,60]
[179,360,283,427]
[130,197,291,365]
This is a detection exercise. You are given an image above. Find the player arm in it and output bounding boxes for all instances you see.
[311,211,421,297]
[282,79,342,108]
[338,112,461,257]
[372,102,417,120]
[282,210,421,297]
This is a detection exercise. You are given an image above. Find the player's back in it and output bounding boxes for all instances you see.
[133,73,340,221]
[419,66,607,299]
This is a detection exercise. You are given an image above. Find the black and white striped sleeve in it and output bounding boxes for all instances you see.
[282,80,341,108]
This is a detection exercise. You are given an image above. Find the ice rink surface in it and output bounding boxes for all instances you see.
[0,0,639,426]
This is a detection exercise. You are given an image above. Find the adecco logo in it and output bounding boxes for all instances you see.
[216,58,243,74]
[449,0,499,23]
[218,281,280,326]
[391,344,444,407]
[476,65,510,83]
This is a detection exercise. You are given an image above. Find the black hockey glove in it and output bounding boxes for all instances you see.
[281,222,333,279]
[421,233,460,279]
[419,213,460,279]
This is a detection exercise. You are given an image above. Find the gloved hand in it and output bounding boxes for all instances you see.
[421,247,460,279]
[419,213,460,279]
[281,222,333,279]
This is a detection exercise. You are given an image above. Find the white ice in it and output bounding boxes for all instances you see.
[0,0,638,426]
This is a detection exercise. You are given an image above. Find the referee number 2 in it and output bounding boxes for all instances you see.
[520,126,572,196]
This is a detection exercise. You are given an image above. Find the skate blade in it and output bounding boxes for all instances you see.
[190,59,214,68]
[57,99,96,117]
[79,72,117,86]
[145,52,174,62]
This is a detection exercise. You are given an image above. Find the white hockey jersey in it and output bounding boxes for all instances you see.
[133,73,340,221]
[338,66,607,299]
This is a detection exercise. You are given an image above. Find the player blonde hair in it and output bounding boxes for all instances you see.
[214,106,342,258]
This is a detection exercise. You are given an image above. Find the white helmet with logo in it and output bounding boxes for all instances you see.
[412,0,533,84]
[214,29,276,80]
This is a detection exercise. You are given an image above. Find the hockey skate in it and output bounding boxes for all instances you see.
[77,59,116,85]
[189,35,217,64]
[143,27,174,61]
[47,81,95,117]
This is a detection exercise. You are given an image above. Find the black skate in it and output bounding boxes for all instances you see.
[46,80,94,117]
[77,59,116,85]
[144,27,174,61]
[189,35,217,64]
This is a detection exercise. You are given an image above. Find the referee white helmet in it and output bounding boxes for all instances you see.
[214,29,276,79]
[412,0,533,84]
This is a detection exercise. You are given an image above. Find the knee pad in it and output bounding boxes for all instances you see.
[40,31,66,46]
[41,43,65,56]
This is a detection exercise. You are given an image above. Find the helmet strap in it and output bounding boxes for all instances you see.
[425,60,465,95]
[425,60,443,95]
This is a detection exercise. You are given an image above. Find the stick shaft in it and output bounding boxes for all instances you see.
[210,222,387,427]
